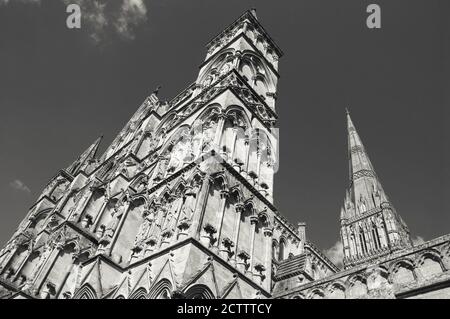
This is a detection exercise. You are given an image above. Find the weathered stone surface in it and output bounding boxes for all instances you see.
[0,9,448,300]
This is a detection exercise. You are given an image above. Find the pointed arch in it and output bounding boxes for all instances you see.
[198,48,236,85]
[415,249,444,266]
[130,287,148,300]
[224,105,252,129]
[415,249,444,278]
[192,103,222,127]
[220,106,252,166]
[155,111,179,136]
[29,208,53,232]
[388,258,417,285]
[130,173,150,192]
[229,185,244,203]
[238,50,276,93]
[211,171,229,191]
[171,178,188,197]
[272,239,279,261]
[307,288,325,299]
[326,281,346,299]
[148,278,173,299]
[184,284,216,299]
[185,168,206,188]
[346,273,368,298]
[74,284,97,299]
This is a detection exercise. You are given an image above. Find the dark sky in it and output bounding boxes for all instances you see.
[0,0,449,253]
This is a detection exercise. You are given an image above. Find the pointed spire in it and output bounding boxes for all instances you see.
[66,136,103,175]
[250,8,258,19]
[340,110,412,268]
[346,109,379,201]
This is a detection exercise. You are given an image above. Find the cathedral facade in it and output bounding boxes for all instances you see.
[0,10,448,299]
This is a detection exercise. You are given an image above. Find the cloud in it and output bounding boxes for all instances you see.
[9,179,31,193]
[0,0,41,5]
[324,241,344,269]
[412,236,425,246]
[62,0,148,43]
[1,0,148,44]
[115,0,147,40]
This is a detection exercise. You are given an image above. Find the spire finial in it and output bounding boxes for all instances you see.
[346,107,355,131]
[152,85,162,96]
[250,8,257,19]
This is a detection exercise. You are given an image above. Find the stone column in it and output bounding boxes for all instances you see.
[0,243,20,276]
[381,204,396,247]
[213,113,227,151]
[349,232,357,257]
[54,190,74,215]
[68,189,93,223]
[214,189,230,251]
[171,195,186,241]
[191,175,211,240]
[34,242,64,296]
[248,214,259,278]
[242,135,250,179]
[231,203,244,267]
[92,197,110,231]
[263,227,273,288]
[230,127,239,162]
[56,253,80,298]
[255,150,262,186]
[12,247,33,282]
[106,201,131,255]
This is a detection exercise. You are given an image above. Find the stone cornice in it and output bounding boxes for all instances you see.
[205,10,283,58]
[274,234,450,298]
[28,195,56,211]
[342,206,384,225]
[81,236,272,297]
[173,69,277,122]
[168,81,197,108]
[395,272,450,298]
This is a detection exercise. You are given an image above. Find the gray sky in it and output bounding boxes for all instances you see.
[0,0,448,254]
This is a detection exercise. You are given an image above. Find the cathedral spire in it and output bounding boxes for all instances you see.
[66,136,103,175]
[346,109,381,201]
[341,110,412,268]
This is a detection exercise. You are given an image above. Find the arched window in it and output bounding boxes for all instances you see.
[272,240,278,261]
[278,238,286,261]
[359,232,367,254]
[371,224,381,249]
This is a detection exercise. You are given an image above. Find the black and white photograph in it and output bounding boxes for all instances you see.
[0,0,449,305]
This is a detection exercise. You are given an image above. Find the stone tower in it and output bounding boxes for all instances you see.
[0,9,315,299]
[340,110,413,269]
